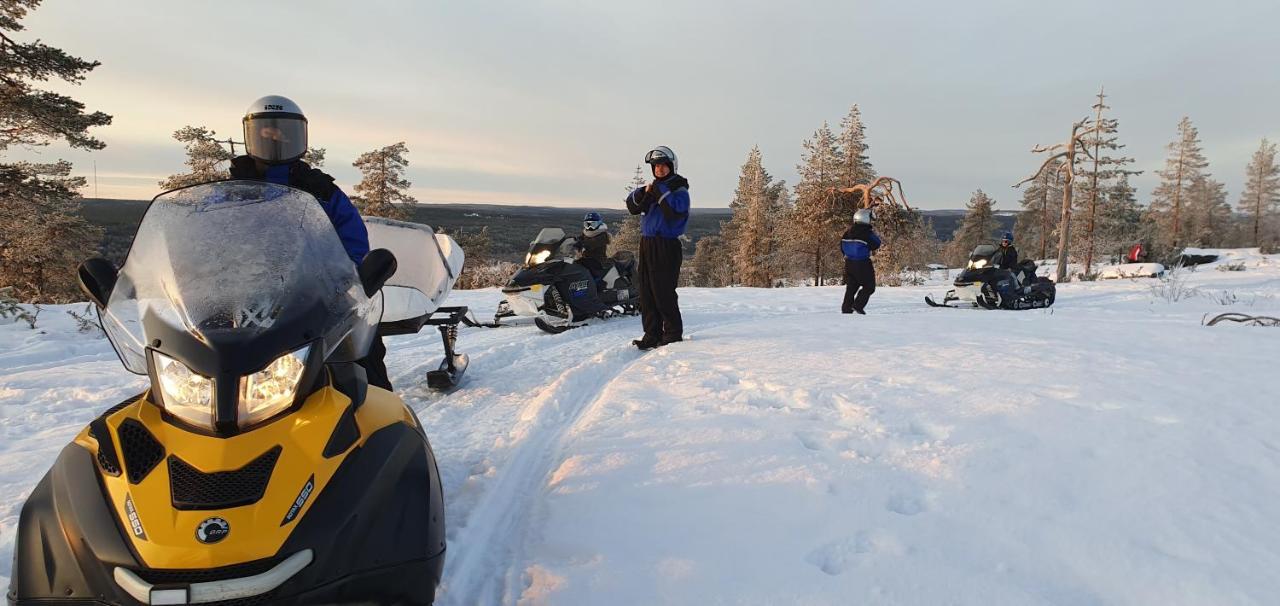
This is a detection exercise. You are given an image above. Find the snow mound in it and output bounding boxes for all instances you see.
[1098,263,1165,280]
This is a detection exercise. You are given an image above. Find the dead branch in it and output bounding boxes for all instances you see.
[834,176,912,210]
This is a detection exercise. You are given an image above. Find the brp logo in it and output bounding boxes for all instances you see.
[196,517,230,544]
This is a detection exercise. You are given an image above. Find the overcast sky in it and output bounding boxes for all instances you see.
[10,0,1280,210]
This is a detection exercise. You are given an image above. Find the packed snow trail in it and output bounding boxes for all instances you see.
[3,250,1280,604]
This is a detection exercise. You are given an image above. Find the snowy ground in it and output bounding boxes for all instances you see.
[3,250,1280,605]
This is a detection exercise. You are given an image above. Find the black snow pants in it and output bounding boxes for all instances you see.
[842,259,876,313]
[638,236,684,342]
[359,332,393,391]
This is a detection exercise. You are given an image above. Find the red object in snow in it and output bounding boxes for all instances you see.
[1127,243,1145,263]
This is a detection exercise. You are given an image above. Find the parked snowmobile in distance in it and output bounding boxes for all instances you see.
[7,181,444,606]
[492,227,639,334]
[365,216,468,390]
[926,244,1056,309]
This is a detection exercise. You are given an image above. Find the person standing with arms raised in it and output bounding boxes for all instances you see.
[624,146,690,349]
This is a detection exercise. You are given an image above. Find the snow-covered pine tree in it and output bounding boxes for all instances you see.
[1149,117,1209,252]
[1183,176,1231,247]
[1096,174,1142,261]
[945,190,997,266]
[1073,88,1140,275]
[352,142,415,220]
[836,104,875,187]
[689,234,732,287]
[1014,158,1063,261]
[724,146,787,287]
[0,0,111,302]
[159,126,233,190]
[1238,139,1279,249]
[785,123,843,285]
[0,162,102,301]
[874,205,937,286]
[303,147,326,168]
[609,165,647,256]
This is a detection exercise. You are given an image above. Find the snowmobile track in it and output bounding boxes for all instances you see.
[438,343,649,604]
[434,312,778,604]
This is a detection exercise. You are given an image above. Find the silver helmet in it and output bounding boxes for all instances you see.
[644,146,678,173]
[243,95,307,165]
[853,208,873,225]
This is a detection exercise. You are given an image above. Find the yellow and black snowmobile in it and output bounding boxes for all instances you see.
[7,181,445,605]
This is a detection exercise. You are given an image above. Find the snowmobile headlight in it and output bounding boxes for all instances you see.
[154,352,214,430]
[238,345,309,428]
[969,259,988,269]
[527,250,551,265]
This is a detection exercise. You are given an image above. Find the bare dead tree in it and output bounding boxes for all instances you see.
[834,176,912,211]
[1016,117,1099,283]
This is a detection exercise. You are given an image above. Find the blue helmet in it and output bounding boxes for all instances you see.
[1001,231,1013,244]
[583,212,604,231]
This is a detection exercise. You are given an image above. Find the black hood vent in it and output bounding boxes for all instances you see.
[169,446,282,511]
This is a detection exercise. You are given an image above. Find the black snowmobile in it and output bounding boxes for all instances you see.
[7,181,445,606]
[490,227,639,334]
[926,244,1057,310]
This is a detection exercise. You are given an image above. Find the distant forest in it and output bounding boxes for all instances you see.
[80,198,1012,266]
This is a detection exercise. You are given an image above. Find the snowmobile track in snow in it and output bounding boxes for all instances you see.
[438,343,648,603]
[434,312,774,604]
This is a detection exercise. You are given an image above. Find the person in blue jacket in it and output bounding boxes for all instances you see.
[624,146,690,349]
[840,208,882,314]
[228,95,390,389]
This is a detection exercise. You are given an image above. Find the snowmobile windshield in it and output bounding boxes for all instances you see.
[100,180,380,375]
[971,244,998,260]
[532,228,566,247]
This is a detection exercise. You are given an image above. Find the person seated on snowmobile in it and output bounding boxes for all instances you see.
[993,231,1019,271]
[573,211,611,287]
[226,95,391,391]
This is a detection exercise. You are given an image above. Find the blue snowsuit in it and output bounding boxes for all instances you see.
[841,223,881,313]
[625,173,690,342]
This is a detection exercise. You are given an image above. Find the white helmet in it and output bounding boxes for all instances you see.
[644,146,678,173]
[853,208,873,225]
[243,95,307,164]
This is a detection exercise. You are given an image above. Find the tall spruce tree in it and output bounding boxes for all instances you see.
[1238,139,1279,248]
[352,142,415,220]
[1149,117,1209,252]
[725,146,786,287]
[1073,89,1141,275]
[836,104,875,187]
[159,126,233,189]
[1184,176,1231,247]
[785,122,843,285]
[946,190,997,266]
[0,0,111,302]
[1096,174,1142,259]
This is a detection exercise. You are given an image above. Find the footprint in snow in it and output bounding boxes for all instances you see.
[886,492,926,516]
[805,531,904,576]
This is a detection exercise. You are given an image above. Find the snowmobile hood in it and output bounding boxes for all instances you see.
[72,385,417,569]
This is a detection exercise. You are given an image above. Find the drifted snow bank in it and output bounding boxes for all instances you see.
[2,250,1279,605]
